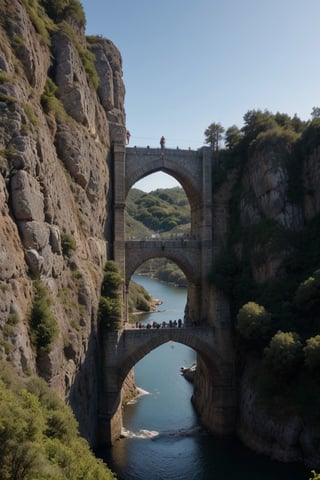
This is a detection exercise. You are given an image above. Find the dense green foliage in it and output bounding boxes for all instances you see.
[204,122,225,150]
[264,331,303,377]
[134,258,187,287]
[236,302,273,345]
[125,182,190,286]
[29,281,58,352]
[101,261,123,299]
[156,261,187,286]
[0,363,116,480]
[126,187,190,236]
[39,0,85,26]
[98,261,123,331]
[126,211,154,239]
[98,297,121,330]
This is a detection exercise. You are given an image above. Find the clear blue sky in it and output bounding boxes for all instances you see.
[81,0,320,190]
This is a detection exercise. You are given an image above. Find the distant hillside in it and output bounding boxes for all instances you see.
[125,187,190,238]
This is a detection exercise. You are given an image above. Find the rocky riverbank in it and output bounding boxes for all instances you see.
[181,364,196,382]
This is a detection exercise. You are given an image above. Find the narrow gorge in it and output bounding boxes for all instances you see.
[0,0,320,475]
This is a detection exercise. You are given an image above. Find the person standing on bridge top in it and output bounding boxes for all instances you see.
[126,130,131,145]
[160,136,165,149]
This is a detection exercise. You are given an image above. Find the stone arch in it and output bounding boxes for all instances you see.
[124,148,208,239]
[125,247,200,286]
[116,328,223,389]
[125,148,204,206]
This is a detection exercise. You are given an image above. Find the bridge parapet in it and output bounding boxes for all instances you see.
[125,239,201,248]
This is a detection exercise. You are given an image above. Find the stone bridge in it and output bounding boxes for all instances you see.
[98,325,235,445]
[95,142,236,448]
[112,144,214,325]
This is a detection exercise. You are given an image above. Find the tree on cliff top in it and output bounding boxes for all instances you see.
[204,122,225,151]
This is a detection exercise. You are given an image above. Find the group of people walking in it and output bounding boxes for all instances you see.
[135,319,183,329]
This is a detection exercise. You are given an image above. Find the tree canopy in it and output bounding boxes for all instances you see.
[0,363,116,480]
[204,122,225,150]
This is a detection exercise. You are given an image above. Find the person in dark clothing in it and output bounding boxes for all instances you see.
[160,136,165,149]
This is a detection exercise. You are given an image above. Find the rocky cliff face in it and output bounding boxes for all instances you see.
[207,128,320,466]
[237,360,320,468]
[0,0,125,443]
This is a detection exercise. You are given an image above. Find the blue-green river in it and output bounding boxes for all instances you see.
[101,275,308,480]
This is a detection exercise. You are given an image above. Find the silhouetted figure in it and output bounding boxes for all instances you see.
[160,136,165,149]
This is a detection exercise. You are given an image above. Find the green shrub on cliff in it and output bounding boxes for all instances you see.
[98,297,122,331]
[61,232,76,257]
[0,363,116,480]
[98,261,123,331]
[264,331,303,378]
[29,281,58,352]
[101,261,123,298]
[236,302,273,345]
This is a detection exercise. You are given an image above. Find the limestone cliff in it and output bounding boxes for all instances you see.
[0,0,125,443]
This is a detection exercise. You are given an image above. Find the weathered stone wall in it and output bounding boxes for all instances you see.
[0,0,125,444]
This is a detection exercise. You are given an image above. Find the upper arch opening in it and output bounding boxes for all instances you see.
[124,147,204,210]
[126,174,191,241]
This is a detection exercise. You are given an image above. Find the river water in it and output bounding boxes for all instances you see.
[101,275,308,480]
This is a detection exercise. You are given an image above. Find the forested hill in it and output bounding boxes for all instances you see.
[125,186,190,238]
